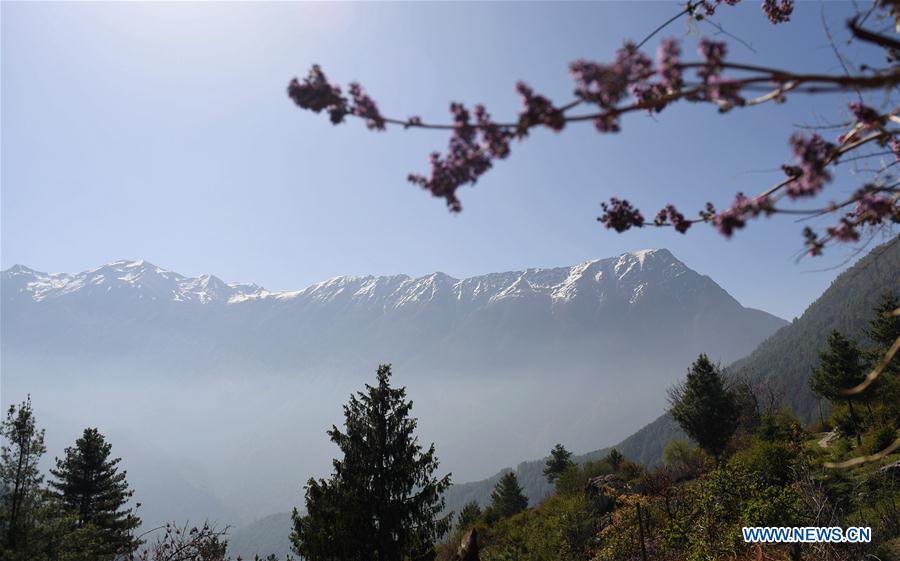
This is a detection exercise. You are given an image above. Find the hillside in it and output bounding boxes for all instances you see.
[727,237,900,423]
[442,413,686,515]
[443,237,899,513]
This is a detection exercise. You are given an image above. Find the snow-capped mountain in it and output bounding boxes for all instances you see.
[1,249,786,526]
[4,248,763,315]
[3,249,783,369]
[3,259,263,304]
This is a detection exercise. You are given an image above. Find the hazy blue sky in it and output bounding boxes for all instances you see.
[1,1,889,320]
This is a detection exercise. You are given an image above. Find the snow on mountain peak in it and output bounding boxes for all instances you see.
[2,260,269,304]
[2,249,694,309]
[490,275,542,303]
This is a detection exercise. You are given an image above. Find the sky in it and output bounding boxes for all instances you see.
[1,1,892,321]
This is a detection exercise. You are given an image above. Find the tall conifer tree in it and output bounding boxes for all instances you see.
[543,443,574,484]
[489,472,528,519]
[291,364,451,561]
[867,291,899,374]
[0,397,46,556]
[456,501,482,530]
[668,354,739,459]
[809,331,867,445]
[605,449,625,471]
[49,427,140,557]
[865,291,900,424]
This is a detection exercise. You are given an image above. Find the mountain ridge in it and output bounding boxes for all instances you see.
[4,248,740,310]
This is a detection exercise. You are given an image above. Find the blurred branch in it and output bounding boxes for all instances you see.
[840,325,900,396]
[824,436,900,468]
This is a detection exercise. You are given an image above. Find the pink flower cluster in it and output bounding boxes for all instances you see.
[713,193,774,237]
[762,0,794,24]
[407,103,494,211]
[598,198,644,232]
[475,105,514,158]
[287,65,385,130]
[571,43,653,131]
[697,40,744,111]
[348,83,385,130]
[783,133,836,198]
[697,0,742,18]
[804,185,899,255]
[854,189,898,226]
[655,204,691,233]
[287,65,349,125]
[657,39,683,91]
[848,102,882,130]
[515,82,565,134]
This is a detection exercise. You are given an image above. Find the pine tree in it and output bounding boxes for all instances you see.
[867,291,899,374]
[605,448,625,471]
[809,331,867,444]
[489,472,528,519]
[49,427,140,557]
[668,354,739,459]
[456,501,482,530]
[291,364,451,561]
[868,291,900,347]
[0,396,46,558]
[543,443,574,484]
[866,291,900,425]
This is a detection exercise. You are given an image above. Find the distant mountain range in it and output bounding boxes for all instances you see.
[3,249,784,375]
[1,249,787,557]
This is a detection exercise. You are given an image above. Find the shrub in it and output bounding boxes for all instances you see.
[479,495,598,561]
[555,460,613,498]
[830,403,864,440]
[756,410,803,444]
[618,461,644,482]
[866,425,897,454]
[663,440,696,467]
[733,439,799,487]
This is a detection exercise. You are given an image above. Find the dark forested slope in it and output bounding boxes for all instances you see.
[727,238,899,423]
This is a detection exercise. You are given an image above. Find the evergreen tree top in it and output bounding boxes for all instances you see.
[456,501,482,530]
[605,448,625,470]
[1,396,46,484]
[543,443,574,484]
[292,364,451,561]
[867,291,899,349]
[1,396,48,554]
[668,354,739,459]
[809,330,866,402]
[490,471,528,518]
[49,427,140,556]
